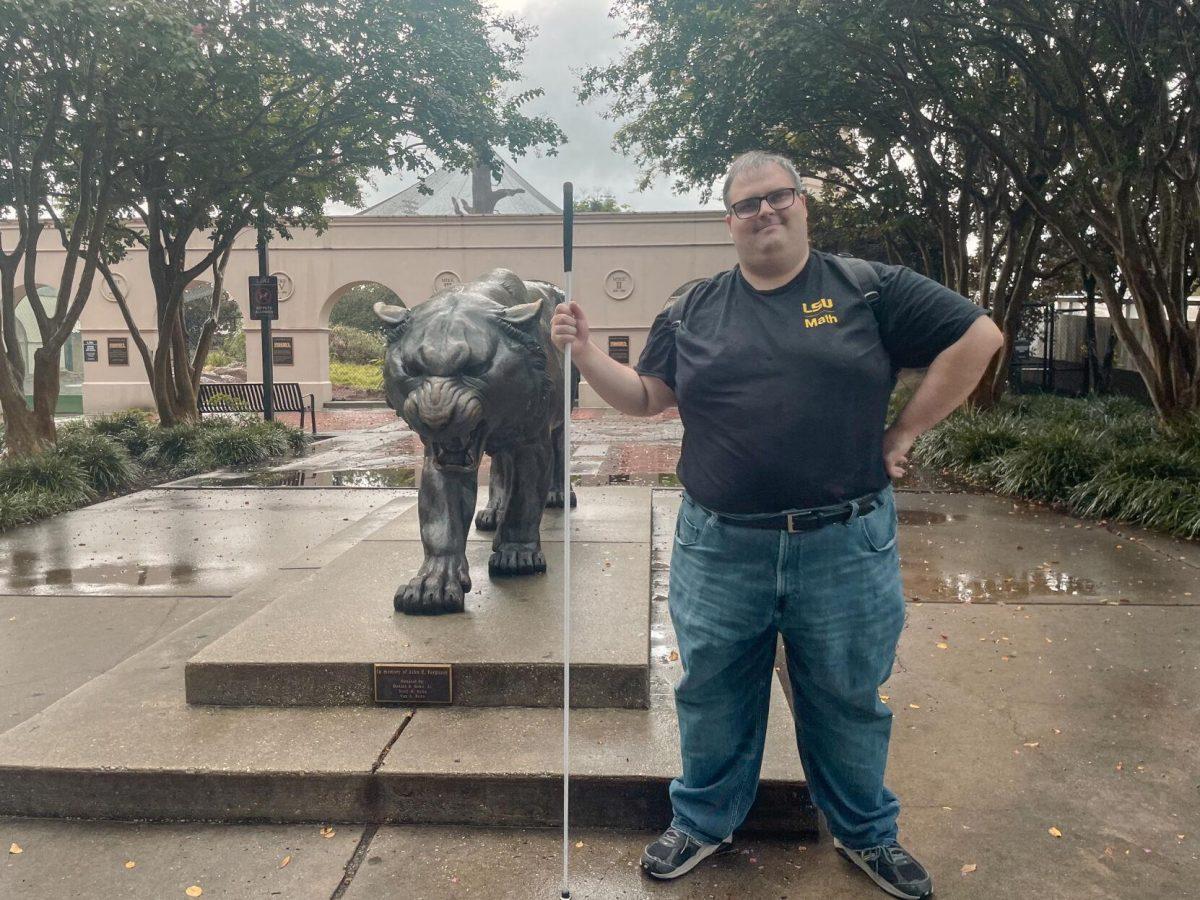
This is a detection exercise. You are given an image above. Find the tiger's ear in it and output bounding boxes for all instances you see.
[499,298,543,331]
[373,301,410,326]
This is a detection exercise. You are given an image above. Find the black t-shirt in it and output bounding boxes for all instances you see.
[635,250,987,513]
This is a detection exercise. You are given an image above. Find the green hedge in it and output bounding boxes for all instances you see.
[912,393,1200,538]
[0,412,309,532]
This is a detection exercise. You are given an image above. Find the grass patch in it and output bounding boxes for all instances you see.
[330,361,384,391]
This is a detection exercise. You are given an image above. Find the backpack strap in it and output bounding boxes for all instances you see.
[829,254,883,326]
[666,281,703,328]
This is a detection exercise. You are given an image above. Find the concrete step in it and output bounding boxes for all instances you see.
[0,594,812,833]
[0,485,813,835]
[186,488,653,709]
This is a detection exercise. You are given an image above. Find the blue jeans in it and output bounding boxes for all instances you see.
[667,484,905,850]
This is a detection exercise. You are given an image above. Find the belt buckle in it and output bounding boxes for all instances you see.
[785,510,818,533]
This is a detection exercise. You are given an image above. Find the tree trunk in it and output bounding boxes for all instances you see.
[0,347,58,455]
[28,348,61,444]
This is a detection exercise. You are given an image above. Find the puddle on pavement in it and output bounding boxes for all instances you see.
[4,559,200,591]
[604,472,680,487]
[898,510,964,526]
[915,568,1099,602]
[185,467,418,488]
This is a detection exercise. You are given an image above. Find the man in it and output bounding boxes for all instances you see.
[550,150,1003,899]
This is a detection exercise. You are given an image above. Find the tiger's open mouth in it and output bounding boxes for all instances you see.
[429,424,487,471]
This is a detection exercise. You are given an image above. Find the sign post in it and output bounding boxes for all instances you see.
[250,232,278,420]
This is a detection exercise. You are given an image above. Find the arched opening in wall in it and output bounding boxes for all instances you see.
[663,279,705,311]
[325,281,404,401]
[185,280,246,385]
[13,284,83,411]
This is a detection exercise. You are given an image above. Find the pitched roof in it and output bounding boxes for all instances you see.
[357,156,561,216]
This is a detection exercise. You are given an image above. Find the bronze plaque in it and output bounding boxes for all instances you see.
[608,335,630,363]
[272,336,294,365]
[107,337,129,365]
[373,663,453,705]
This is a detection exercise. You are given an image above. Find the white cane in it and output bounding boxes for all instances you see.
[560,182,574,899]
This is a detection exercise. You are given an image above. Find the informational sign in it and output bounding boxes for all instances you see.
[373,663,453,704]
[83,340,98,362]
[249,275,279,320]
[271,336,294,366]
[107,337,129,365]
[607,335,630,363]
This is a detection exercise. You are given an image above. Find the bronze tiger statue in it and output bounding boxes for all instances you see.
[374,269,577,615]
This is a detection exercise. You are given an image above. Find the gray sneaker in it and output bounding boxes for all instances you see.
[640,826,733,880]
[834,837,934,899]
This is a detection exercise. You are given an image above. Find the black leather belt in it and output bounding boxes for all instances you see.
[711,490,884,533]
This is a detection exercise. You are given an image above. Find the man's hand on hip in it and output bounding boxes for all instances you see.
[882,425,916,479]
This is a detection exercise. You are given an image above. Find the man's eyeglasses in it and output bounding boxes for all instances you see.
[729,187,800,220]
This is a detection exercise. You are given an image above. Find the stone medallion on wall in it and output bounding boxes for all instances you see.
[271,271,295,302]
[100,272,129,302]
[434,271,461,292]
[604,269,634,300]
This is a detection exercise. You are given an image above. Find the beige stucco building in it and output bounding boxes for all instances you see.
[1,210,739,414]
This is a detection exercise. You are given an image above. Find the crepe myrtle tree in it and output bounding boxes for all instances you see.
[98,0,561,426]
[0,0,194,456]
[888,0,1200,421]
[578,0,1067,408]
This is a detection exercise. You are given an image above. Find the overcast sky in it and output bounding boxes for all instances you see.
[329,0,724,215]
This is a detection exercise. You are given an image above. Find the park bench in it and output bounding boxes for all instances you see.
[197,382,318,434]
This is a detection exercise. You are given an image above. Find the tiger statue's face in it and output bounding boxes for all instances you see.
[374,287,551,472]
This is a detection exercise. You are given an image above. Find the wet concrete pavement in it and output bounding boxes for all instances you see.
[2,409,1198,898]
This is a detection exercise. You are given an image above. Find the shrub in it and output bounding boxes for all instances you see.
[0,487,75,531]
[330,324,385,365]
[205,349,233,369]
[218,329,247,363]
[57,432,139,494]
[257,419,310,455]
[1162,411,1200,456]
[89,409,156,457]
[1082,394,1150,424]
[197,421,289,468]
[990,424,1107,502]
[912,408,1023,481]
[202,391,251,411]
[1002,392,1091,424]
[1070,443,1200,527]
[140,423,210,476]
[0,451,96,506]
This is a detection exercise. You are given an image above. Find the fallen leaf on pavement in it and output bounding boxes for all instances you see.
[186,887,204,898]
[125,861,136,869]
[278,855,291,868]
[1023,741,1040,748]
[909,703,921,709]
[961,863,977,875]
[936,642,949,650]
[320,826,335,838]
[575,841,584,848]
[1048,827,1063,838]
[9,843,22,854]
[668,650,679,662]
